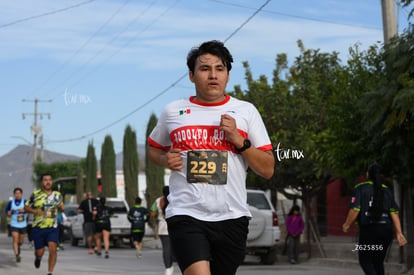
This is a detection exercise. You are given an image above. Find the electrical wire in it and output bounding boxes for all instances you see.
[30,0,133,99]
[45,0,271,144]
[209,0,382,30]
[0,0,96,29]
[40,0,158,100]
[67,0,180,93]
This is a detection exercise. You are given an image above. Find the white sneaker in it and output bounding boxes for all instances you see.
[165,266,174,275]
[136,246,142,258]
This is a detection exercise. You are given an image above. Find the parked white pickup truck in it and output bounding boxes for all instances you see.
[246,189,281,264]
[70,197,131,247]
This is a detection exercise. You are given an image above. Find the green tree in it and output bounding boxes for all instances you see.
[123,125,139,208]
[360,30,414,184]
[324,43,385,185]
[85,142,98,196]
[400,0,414,19]
[232,40,342,200]
[230,41,346,257]
[34,160,81,194]
[0,201,8,232]
[323,31,414,188]
[76,165,85,204]
[145,113,165,216]
[101,135,117,197]
[230,56,287,204]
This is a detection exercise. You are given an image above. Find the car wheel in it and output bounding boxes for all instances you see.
[64,226,71,242]
[260,247,277,265]
[71,234,79,246]
[112,238,122,248]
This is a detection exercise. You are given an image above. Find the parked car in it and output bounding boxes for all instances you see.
[246,189,281,264]
[61,204,79,241]
[70,197,131,247]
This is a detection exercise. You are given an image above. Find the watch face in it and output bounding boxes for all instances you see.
[237,139,251,152]
[244,139,251,148]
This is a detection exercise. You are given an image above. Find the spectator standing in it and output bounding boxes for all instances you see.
[78,191,98,254]
[285,205,304,264]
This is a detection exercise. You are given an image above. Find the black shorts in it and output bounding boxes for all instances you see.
[131,231,145,242]
[96,222,111,233]
[167,215,248,275]
[10,226,27,234]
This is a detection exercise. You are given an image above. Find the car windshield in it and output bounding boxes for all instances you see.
[247,193,271,210]
[106,201,127,214]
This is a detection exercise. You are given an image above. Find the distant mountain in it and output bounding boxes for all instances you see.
[0,144,146,201]
[0,145,81,201]
[115,144,146,171]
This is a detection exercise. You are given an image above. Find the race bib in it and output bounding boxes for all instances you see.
[186,150,228,185]
[43,203,56,219]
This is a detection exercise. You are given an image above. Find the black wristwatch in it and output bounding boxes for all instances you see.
[236,139,251,153]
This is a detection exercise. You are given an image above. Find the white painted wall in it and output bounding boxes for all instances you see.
[115,170,170,208]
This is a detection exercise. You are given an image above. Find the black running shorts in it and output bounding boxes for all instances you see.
[167,215,248,275]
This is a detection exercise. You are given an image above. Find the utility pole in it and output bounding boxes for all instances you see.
[381,0,398,43]
[22,98,52,162]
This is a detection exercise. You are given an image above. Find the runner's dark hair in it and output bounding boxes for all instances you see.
[38,172,52,182]
[288,205,300,216]
[13,187,23,194]
[186,40,233,74]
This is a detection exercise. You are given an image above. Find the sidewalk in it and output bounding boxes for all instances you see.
[304,236,414,275]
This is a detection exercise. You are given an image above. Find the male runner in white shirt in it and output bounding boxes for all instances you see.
[148,40,274,275]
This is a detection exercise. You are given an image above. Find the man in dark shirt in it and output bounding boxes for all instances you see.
[343,164,407,275]
[78,192,98,254]
[128,197,149,258]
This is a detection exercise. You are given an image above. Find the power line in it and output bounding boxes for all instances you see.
[0,0,96,29]
[224,0,271,43]
[47,74,187,144]
[209,0,382,30]
[66,0,180,93]
[31,0,133,99]
[46,0,271,144]
[43,0,162,100]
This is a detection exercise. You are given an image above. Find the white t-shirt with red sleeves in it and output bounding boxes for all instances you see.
[148,95,273,222]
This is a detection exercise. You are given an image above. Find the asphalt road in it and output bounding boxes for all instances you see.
[0,233,363,275]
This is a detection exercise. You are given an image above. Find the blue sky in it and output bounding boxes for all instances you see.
[0,0,412,159]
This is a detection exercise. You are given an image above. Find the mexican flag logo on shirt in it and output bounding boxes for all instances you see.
[179,108,191,115]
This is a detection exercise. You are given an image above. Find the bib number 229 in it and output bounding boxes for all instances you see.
[186,150,228,185]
